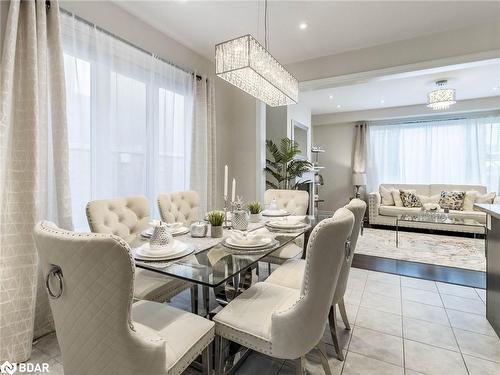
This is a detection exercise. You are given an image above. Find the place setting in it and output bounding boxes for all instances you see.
[221,231,279,254]
[134,220,195,261]
[265,216,310,233]
[140,220,190,239]
[261,197,291,217]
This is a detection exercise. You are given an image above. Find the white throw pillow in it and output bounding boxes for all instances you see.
[418,194,440,204]
[463,191,478,211]
[379,186,395,206]
[392,189,407,207]
[475,192,496,205]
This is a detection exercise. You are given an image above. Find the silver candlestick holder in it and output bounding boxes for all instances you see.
[223,196,233,228]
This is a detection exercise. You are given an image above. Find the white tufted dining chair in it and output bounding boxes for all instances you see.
[86,196,191,304]
[213,207,354,374]
[34,222,214,375]
[265,199,366,360]
[262,189,310,272]
[158,191,200,225]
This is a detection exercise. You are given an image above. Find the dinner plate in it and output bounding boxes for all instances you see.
[225,236,272,248]
[261,209,290,217]
[134,243,195,261]
[266,220,307,230]
[136,240,188,257]
[140,226,190,238]
[222,238,279,253]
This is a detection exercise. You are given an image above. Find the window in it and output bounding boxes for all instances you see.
[367,114,500,193]
[61,13,194,229]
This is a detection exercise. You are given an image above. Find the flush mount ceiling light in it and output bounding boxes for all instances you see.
[215,0,298,107]
[427,80,456,110]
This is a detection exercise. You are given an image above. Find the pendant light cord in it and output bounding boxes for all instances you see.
[264,0,269,49]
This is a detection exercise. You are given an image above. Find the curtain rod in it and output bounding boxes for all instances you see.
[58,7,204,81]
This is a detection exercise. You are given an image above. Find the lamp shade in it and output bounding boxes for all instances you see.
[352,172,367,186]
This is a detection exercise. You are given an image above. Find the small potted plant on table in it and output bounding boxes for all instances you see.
[207,210,225,238]
[247,202,263,223]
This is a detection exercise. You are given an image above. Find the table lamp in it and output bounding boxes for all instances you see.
[352,172,367,198]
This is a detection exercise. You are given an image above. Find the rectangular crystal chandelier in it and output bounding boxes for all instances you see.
[215,35,298,107]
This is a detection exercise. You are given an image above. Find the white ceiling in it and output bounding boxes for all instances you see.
[115,1,500,64]
[300,60,500,114]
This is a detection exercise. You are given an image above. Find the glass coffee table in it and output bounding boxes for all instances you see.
[396,213,486,247]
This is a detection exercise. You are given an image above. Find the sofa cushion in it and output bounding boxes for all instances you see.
[475,192,496,205]
[400,190,422,208]
[418,194,440,204]
[430,184,487,196]
[380,183,430,196]
[379,186,395,206]
[463,191,478,211]
[392,190,404,207]
[439,191,466,210]
[379,205,422,217]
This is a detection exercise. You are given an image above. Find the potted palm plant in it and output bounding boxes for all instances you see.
[266,138,312,189]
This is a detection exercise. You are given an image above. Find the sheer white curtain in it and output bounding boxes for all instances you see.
[60,12,194,229]
[367,114,500,192]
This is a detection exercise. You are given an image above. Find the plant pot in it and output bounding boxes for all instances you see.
[210,225,223,238]
[249,213,262,223]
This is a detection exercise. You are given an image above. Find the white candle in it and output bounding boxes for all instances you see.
[224,165,228,198]
[231,178,236,202]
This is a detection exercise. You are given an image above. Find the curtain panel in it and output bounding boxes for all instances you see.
[0,0,72,362]
[60,12,196,228]
[353,122,367,173]
[366,114,500,193]
[191,77,217,214]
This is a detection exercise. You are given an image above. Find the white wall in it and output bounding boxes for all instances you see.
[288,19,500,82]
[266,106,287,144]
[313,123,355,212]
[314,96,500,126]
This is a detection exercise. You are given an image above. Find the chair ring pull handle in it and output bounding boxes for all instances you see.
[344,239,352,261]
[46,266,63,299]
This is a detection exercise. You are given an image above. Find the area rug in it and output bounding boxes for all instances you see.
[356,228,486,271]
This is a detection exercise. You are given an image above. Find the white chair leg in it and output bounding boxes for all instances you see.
[295,356,306,375]
[338,298,351,330]
[202,343,212,375]
[328,305,344,361]
[316,342,332,375]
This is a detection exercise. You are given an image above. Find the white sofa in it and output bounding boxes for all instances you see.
[368,184,496,234]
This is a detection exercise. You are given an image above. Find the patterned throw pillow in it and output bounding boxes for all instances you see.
[400,190,422,208]
[438,191,466,211]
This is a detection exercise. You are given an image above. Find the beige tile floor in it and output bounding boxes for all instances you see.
[32,267,500,375]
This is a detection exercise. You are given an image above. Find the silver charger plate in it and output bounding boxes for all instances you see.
[261,210,291,217]
[265,223,311,233]
[221,238,279,254]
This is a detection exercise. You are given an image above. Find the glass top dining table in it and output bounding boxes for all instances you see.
[130,222,312,288]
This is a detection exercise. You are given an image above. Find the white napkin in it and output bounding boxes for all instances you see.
[149,220,183,229]
[229,232,269,246]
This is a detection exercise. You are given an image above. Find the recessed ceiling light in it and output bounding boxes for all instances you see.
[299,22,308,30]
[494,87,498,91]
[329,95,333,99]
[337,104,341,108]
[380,99,385,104]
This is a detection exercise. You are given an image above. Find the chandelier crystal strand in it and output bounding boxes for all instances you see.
[215,35,298,107]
